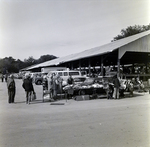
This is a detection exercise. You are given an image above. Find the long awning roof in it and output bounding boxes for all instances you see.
[24,30,150,70]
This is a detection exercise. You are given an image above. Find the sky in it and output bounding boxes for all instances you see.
[0,0,150,61]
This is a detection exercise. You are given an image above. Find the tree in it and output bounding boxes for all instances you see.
[24,56,36,66]
[0,54,57,74]
[0,57,19,73]
[112,24,150,41]
[37,55,57,64]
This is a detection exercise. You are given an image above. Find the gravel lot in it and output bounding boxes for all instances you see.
[0,79,150,147]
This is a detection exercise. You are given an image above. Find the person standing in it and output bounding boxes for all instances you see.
[51,73,59,100]
[56,74,63,94]
[48,74,54,99]
[1,74,4,82]
[5,74,8,82]
[22,73,35,104]
[67,75,74,85]
[42,75,48,91]
[7,75,16,103]
[107,83,114,99]
[67,75,74,99]
[42,75,49,101]
[112,74,120,99]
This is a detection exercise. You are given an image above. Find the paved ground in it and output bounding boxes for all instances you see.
[0,79,150,147]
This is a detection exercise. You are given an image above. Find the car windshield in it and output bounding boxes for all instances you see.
[74,77,86,82]
[69,72,80,76]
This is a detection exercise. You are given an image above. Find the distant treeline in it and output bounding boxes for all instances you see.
[0,55,57,74]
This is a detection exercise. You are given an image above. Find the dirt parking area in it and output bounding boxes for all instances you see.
[0,79,150,147]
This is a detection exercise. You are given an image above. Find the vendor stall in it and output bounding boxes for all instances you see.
[63,77,107,100]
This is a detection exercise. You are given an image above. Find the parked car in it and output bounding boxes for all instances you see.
[73,77,86,84]
[47,70,87,86]
[34,73,48,85]
[29,72,42,84]
[35,76,43,85]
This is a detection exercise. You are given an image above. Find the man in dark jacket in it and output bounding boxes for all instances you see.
[7,75,16,103]
[113,74,120,99]
[22,73,35,104]
[67,75,74,85]
[67,75,74,99]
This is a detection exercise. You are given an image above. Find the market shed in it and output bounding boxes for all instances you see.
[23,30,150,75]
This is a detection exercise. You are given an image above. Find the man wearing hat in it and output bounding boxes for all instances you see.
[7,74,16,103]
[22,73,35,104]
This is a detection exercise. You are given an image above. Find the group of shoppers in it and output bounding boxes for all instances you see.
[107,74,148,99]
[46,73,63,100]
[4,72,149,103]
[6,72,73,104]
[1,74,8,82]
[6,73,35,104]
[43,74,75,100]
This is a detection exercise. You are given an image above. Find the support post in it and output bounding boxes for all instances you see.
[88,59,91,76]
[71,63,73,70]
[79,60,81,72]
[101,56,104,76]
[117,59,120,78]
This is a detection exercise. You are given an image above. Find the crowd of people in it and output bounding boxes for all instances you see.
[107,75,148,100]
[43,73,74,100]
[1,74,8,82]
[1,72,75,104]
[5,73,36,104]
[1,71,149,104]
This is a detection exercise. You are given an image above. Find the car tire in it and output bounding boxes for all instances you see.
[79,90,85,95]
[37,80,42,85]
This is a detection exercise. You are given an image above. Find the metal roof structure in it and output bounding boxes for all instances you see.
[23,30,150,71]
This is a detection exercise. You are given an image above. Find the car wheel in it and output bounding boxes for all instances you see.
[37,80,42,85]
[79,90,85,95]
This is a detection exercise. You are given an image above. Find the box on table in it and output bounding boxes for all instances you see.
[67,89,74,95]
[75,95,90,101]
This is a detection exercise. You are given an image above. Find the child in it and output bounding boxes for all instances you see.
[107,83,114,99]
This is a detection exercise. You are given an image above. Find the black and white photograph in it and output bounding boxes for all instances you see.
[0,0,150,147]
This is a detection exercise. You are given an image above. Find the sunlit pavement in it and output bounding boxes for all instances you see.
[0,79,150,147]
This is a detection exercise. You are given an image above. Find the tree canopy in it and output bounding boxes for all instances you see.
[0,54,57,74]
[112,24,150,41]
